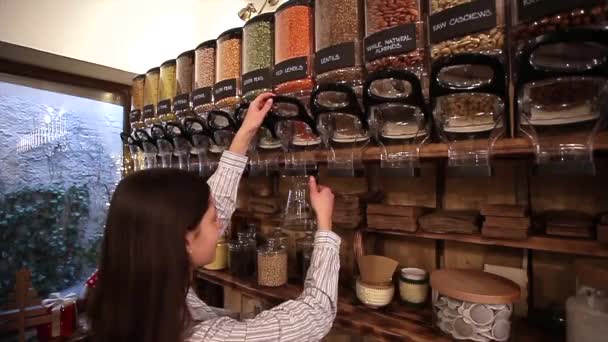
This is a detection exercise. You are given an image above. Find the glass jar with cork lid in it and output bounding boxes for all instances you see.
[257,237,288,287]
[242,13,274,103]
[215,28,243,109]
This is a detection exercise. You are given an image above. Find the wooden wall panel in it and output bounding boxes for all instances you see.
[376,235,437,272]
[532,251,576,310]
[443,241,523,270]
[530,174,608,216]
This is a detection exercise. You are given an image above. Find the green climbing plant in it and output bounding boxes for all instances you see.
[0,184,102,302]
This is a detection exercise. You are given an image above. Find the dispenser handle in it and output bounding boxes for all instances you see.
[269,95,319,136]
[311,83,369,131]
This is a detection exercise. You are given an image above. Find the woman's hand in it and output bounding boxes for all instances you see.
[229,93,274,155]
[308,176,334,231]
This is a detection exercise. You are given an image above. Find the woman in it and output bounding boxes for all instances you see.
[87,93,340,342]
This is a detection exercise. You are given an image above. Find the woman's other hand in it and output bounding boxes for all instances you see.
[308,176,334,231]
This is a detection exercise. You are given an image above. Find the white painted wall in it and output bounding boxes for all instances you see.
[0,0,286,74]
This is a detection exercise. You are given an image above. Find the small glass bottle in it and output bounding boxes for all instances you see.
[257,237,288,287]
[203,236,228,271]
[229,232,256,277]
[296,230,314,282]
[270,226,289,249]
[246,222,260,248]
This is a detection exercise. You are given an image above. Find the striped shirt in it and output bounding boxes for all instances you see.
[188,150,341,342]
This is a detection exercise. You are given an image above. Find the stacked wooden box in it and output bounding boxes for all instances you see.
[419,210,481,234]
[544,211,594,239]
[366,204,429,232]
[598,214,608,244]
[333,194,365,229]
[481,204,530,240]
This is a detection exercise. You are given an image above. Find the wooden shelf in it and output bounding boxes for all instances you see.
[364,228,608,258]
[196,269,558,342]
[257,132,608,162]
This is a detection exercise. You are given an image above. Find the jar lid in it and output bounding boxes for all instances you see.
[196,39,217,50]
[146,67,160,74]
[161,59,176,67]
[430,269,520,304]
[218,27,243,40]
[177,50,194,60]
[276,0,313,13]
[575,258,608,292]
[133,74,145,81]
[244,12,275,27]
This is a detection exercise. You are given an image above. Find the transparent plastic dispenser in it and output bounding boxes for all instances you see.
[516,28,608,176]
[207,109,238,155]
[431,54,508,177]
[235,103,280,177]
[149,124,175,169]
[184,117,212,176]
[120,132,145,173]
[134,129,159,170]
[164,122,192,170]
[269,95,321,176]
[312,83,370,177]
[364,70,430,177]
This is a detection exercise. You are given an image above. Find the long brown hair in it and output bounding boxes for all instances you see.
[87,168,210,342]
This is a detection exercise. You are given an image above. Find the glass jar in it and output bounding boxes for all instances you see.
[315,0,365,86]
[229,232,256,277]
[399,268,429,307]
[364,0,425,77]
[296,231,314,281]
[194,40,217,114]
[159,59,177,122]
[431,269,519,342]
[242,13,274,102]
[355,277,395,308]
[429,0,506,63]
[143,67,160,126]
[282,175,314,230]
[203,237,228,270]
[215,28,242,108]
[257,237,288,287]
[274,0,315,95]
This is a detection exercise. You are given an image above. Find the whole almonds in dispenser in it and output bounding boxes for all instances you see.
[364,0,426,76]
[429,0,505,62]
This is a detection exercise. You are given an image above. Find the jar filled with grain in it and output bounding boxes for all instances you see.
[143,67,160,126]
[242,13,274,102]
[194,40,217,115]
[315,0,365,86]
[175,50,195,120]
[257,237,288,287]
[428,0,506,62]
[364,0,426,77]
[130,74,145,129]
[159,59,177,123]
[215,28,242,109]
[274,0,315,96]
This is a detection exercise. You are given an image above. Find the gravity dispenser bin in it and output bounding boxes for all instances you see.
[235,102,280,176]
[164,122,192,170]
[149,124,175,169]
[133,129,159,170]
[184,117,213,176]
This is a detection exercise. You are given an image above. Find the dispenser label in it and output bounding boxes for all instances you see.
[157,99,172,115]
[315,42,356,75]
[429,0,497,44]
[516,0,601,22]
[274,57,308,86]
[192,87,212,107]
[142,105,155,119]
[129,109,141,123]
[364,24,417,62]
[242,68,272,94]
[213,79,237,103]
[173,94,190,111]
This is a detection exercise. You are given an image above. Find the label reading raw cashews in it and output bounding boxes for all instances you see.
[430,0,497,44]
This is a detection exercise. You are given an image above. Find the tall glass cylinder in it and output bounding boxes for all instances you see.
[242,13,275,102]
[215,28,243,109]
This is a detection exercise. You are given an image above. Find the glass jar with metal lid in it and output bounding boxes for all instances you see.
[242,13,274,102]
[143,67,160,127]
[257,237,288,287]
[215,28,243,108]
[194,40,217,114]
[274,0,315,96]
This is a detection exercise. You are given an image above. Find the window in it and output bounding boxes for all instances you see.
[0,72,125,299]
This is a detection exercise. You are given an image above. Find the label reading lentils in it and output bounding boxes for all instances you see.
[516,0,601,22]
[213,79,238,103]
[274,57,308,86]
[429,0,497,44]
[157,99,172,115]
[173,94,190,111]
[142,105,155,119]
[242,68,272,94]
[364,24,417,63]
[314,42,356,75]
[129,109,141,123]
[192,87,213,107]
